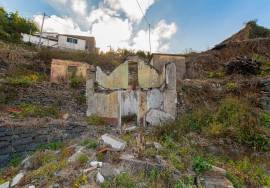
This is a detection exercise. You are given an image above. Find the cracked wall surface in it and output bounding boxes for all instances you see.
[51,59,91,83]
[86,60,177,127]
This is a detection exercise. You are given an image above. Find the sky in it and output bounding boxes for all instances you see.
[1,0,270,53]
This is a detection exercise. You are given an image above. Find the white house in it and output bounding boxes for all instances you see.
[21,32,96,53]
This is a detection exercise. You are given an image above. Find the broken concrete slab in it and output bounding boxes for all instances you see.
[153,142,163,150]
[101,134,126,151]
[120,154,166,174]
[203,176,234,188]
[11,172,24,187]
[96,172,105,184]
[100,163,120,178]
[145,109,174,126]
[90,161,103,168]
[0,181,9,188]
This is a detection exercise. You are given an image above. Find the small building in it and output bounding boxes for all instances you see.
[50,59,92,83]
[150,53,186,80]
[21,32,96,53]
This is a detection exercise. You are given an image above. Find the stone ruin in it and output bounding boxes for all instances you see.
[86,59,177,127]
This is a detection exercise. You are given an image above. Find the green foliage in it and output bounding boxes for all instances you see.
[115,173,135,188]
[14,103,60,118]
[192,156,212,174]
[37,141,64,151]
[260,111,270,128]
[72,174,88,188]
[86,115,106,126]
[27,160,67,182]
[9,154,23,167]
[6,73,47,87]
[76,154,89,166]
[227,157,270,187]
[70,76,84,88]
[80,138,99,149]
[225,82,238,92]
[247,20,270,39]
[226,172,244,188]
[207,71,225,78]
[0,7,39,42]
[253,54,270,76]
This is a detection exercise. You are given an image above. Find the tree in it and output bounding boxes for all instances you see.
[0,7,39,42]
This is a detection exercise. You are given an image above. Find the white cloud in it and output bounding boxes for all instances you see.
[105,0,155,22]
[38,0,177,52]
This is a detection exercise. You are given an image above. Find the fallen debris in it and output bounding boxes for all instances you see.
[96,172,105,184]
[10,172,24,187]
[0,181,9,188]
[68,146,85,163]
[90,161,103,168]
[101,134,126,151]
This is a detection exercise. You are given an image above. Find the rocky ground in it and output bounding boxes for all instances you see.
[0,125,238,188]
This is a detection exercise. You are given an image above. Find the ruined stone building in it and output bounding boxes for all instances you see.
[86,58,179,127]
[50,59,92,83]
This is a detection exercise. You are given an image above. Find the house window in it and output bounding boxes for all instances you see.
[67,37,78,44]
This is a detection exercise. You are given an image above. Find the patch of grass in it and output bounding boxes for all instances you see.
[192,156,212,175]
[28,160,67,182]
[227,157,270,187]
[225,82,238,92]
[207,71,225,78]
[6,73,47,87]
[12,103,60,118]
[226,172,244,188]
[86,115,106,126]
[37,141,64,151]
[9,154,23,167]
[70,76,84,88]
[72,174,88,188]
[260,111,270,128]
[97,152,106,162]
[115,173,135,188]
[80,138,99,149]
[31,150,57,169]
[76,154,89,166]
[75,95,86,105]
[253,54,270,76]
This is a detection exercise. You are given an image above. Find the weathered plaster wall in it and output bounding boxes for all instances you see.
[150,54,186,80]
[96,64,129,89]
[51,59,91,83]
[86,60,177,126]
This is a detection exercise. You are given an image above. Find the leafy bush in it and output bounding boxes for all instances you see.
[192,156,212,174]
[86,115,106,126]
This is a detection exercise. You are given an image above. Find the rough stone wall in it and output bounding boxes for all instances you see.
[86,60,177,126]
[0,120,90,167]
[50,59,91,83]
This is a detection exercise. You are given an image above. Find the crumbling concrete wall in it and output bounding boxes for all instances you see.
[150,53,186,80]
[86,60,177,127]
[51,59,91,83]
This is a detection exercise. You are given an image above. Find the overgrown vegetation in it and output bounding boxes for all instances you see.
[247,20,270,39]
[86,115,106,126]
[6,73,47,87]
[12,103,60,118]
[0,7,38,42]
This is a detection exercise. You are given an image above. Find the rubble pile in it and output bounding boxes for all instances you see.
[225,57,262,75]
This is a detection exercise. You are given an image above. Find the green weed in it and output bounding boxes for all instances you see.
[192,156,212,174]
[80,138,98,149]
[207,71,225,78]
[225,82,238,92]
[86,115,106,126]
